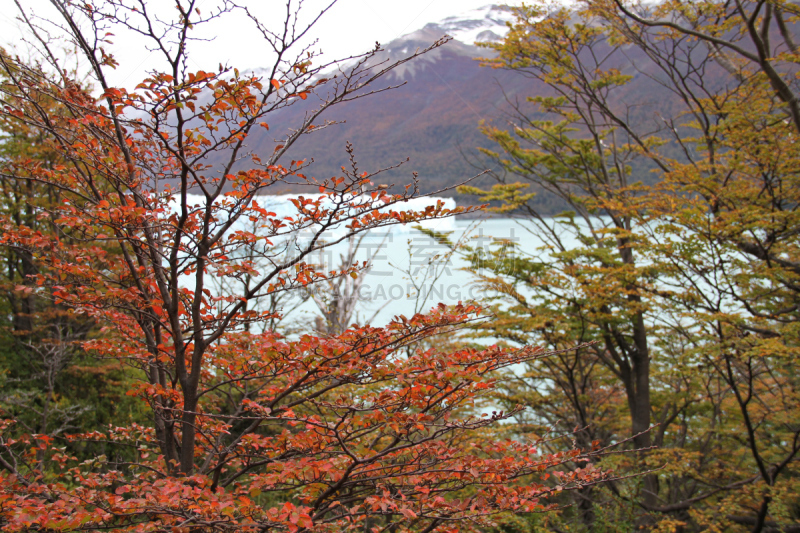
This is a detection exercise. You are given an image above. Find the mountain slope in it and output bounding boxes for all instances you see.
[242,4,730,210]
[243,5,524,203]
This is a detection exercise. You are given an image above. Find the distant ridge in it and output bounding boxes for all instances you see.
[242,4,708,211]
[241,4,526,207]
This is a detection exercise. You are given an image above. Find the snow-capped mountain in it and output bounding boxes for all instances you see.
[239,3,678,210]
[239,4,527,204]
[245,5,514,80]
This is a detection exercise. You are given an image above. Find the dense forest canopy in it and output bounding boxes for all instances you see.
[0,0,798,532]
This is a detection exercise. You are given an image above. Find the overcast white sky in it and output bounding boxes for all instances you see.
[1,0,519,88]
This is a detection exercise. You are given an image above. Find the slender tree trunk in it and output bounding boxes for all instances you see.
[620,237,657,510]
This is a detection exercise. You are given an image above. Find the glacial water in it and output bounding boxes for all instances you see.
[181,194,584,330]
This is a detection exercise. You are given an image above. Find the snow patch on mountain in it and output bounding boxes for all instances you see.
[424,4,515,46]
[372,4,515,80]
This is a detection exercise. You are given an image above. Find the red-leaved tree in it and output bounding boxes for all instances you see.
[0,1,628,531]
